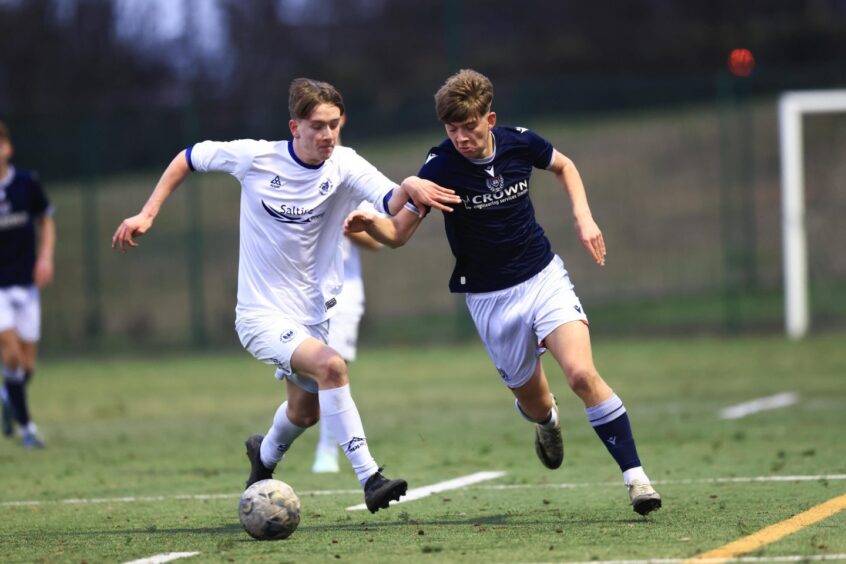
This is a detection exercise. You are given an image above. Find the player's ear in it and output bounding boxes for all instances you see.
[289,119,300,139]
[487,112,497,128]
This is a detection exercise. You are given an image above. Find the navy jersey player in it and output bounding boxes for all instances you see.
[0,121,55,448]
[112,78,460,514]
[345,69,662,515]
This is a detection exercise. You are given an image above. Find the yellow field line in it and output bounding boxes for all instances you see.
[683,492,846,564]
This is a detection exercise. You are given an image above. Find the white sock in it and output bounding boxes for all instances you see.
[316,416,337,452]
[541,403,559,429]
[261,401,306,468]
[623,466,650,485]
[318,385,379,485]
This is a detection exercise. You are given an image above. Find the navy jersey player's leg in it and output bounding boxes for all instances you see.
[542,321,661,515]
[532,256,660,515]
[0,287,45,448]
[465,281,564,470]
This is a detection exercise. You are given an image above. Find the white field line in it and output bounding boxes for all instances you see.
[719,392,799,420]
[479,474,846,491]
[122,552,199,564]
[346,470,506,511]
[527,554,846,564]
[2,472,844,508]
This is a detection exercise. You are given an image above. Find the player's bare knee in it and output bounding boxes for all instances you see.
[566,366,599,396]
[312,352,348,388]
[0,344,22,372]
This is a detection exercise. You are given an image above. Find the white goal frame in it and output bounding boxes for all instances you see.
[779,89,846,339]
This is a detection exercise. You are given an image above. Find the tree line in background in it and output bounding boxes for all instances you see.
[1,0,845,179]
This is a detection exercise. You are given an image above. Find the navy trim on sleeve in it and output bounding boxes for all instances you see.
[185,146,195,171]
[382,189,394,216]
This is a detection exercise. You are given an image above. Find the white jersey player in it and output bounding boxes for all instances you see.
[112,78,461,514]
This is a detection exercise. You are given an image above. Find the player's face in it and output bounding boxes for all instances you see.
[445,111,496,159]
[289,103,343,165]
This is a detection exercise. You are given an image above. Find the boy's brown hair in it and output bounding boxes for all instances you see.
[288,78,345,120]
[434,69,494,124]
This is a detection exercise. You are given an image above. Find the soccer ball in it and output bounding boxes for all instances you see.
[238,479,301,540]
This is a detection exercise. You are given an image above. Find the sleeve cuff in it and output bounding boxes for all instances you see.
[185,146,196,171]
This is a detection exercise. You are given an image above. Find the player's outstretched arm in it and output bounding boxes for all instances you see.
[346,231,383,251]
[112,150,191,253]
[549,150,606,266]
[388,176,460,217]
[345,208,421,249]
[34,214,55,288]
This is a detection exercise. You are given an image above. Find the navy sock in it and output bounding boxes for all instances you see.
[4,380,30,427]
[586,394,641,472]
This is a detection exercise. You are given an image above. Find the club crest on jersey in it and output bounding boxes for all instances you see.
[486,174,505,191]
[318,179,333,195]
[280,329,296,343]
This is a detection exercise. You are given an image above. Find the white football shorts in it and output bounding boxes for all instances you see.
[0,285,41,342]
[465,255,588,389]
[328,310,362,362]
[235,314,329,394]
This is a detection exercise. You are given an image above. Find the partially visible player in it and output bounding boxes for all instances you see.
[112,78,461,514]
[346,69,662,515]
[312,218,382,473]
[0,120,55,449]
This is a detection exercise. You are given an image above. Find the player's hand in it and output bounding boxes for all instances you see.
[575,215,606,266]
[344,210,376,234]
[400,176,461,216]
[33,257,54,288]
[112,214,153,253]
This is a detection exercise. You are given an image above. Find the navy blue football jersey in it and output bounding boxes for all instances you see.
[0,167,52,287]
[418,126,555,293]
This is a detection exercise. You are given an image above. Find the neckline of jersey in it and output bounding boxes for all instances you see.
[463,132,497,166]
[287,141,324,170]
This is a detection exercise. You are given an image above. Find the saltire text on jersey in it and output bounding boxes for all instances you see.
[418,126,555,293]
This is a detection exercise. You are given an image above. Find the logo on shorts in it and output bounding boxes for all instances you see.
[280,330,296,343]
[324,297,337,311]
[497,368,510,380]
[574,305,582,313]
[318,179,333,195]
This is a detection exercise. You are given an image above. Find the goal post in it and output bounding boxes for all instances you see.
[779,89,846,339]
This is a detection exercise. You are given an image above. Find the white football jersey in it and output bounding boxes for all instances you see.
[188,139,396,324]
